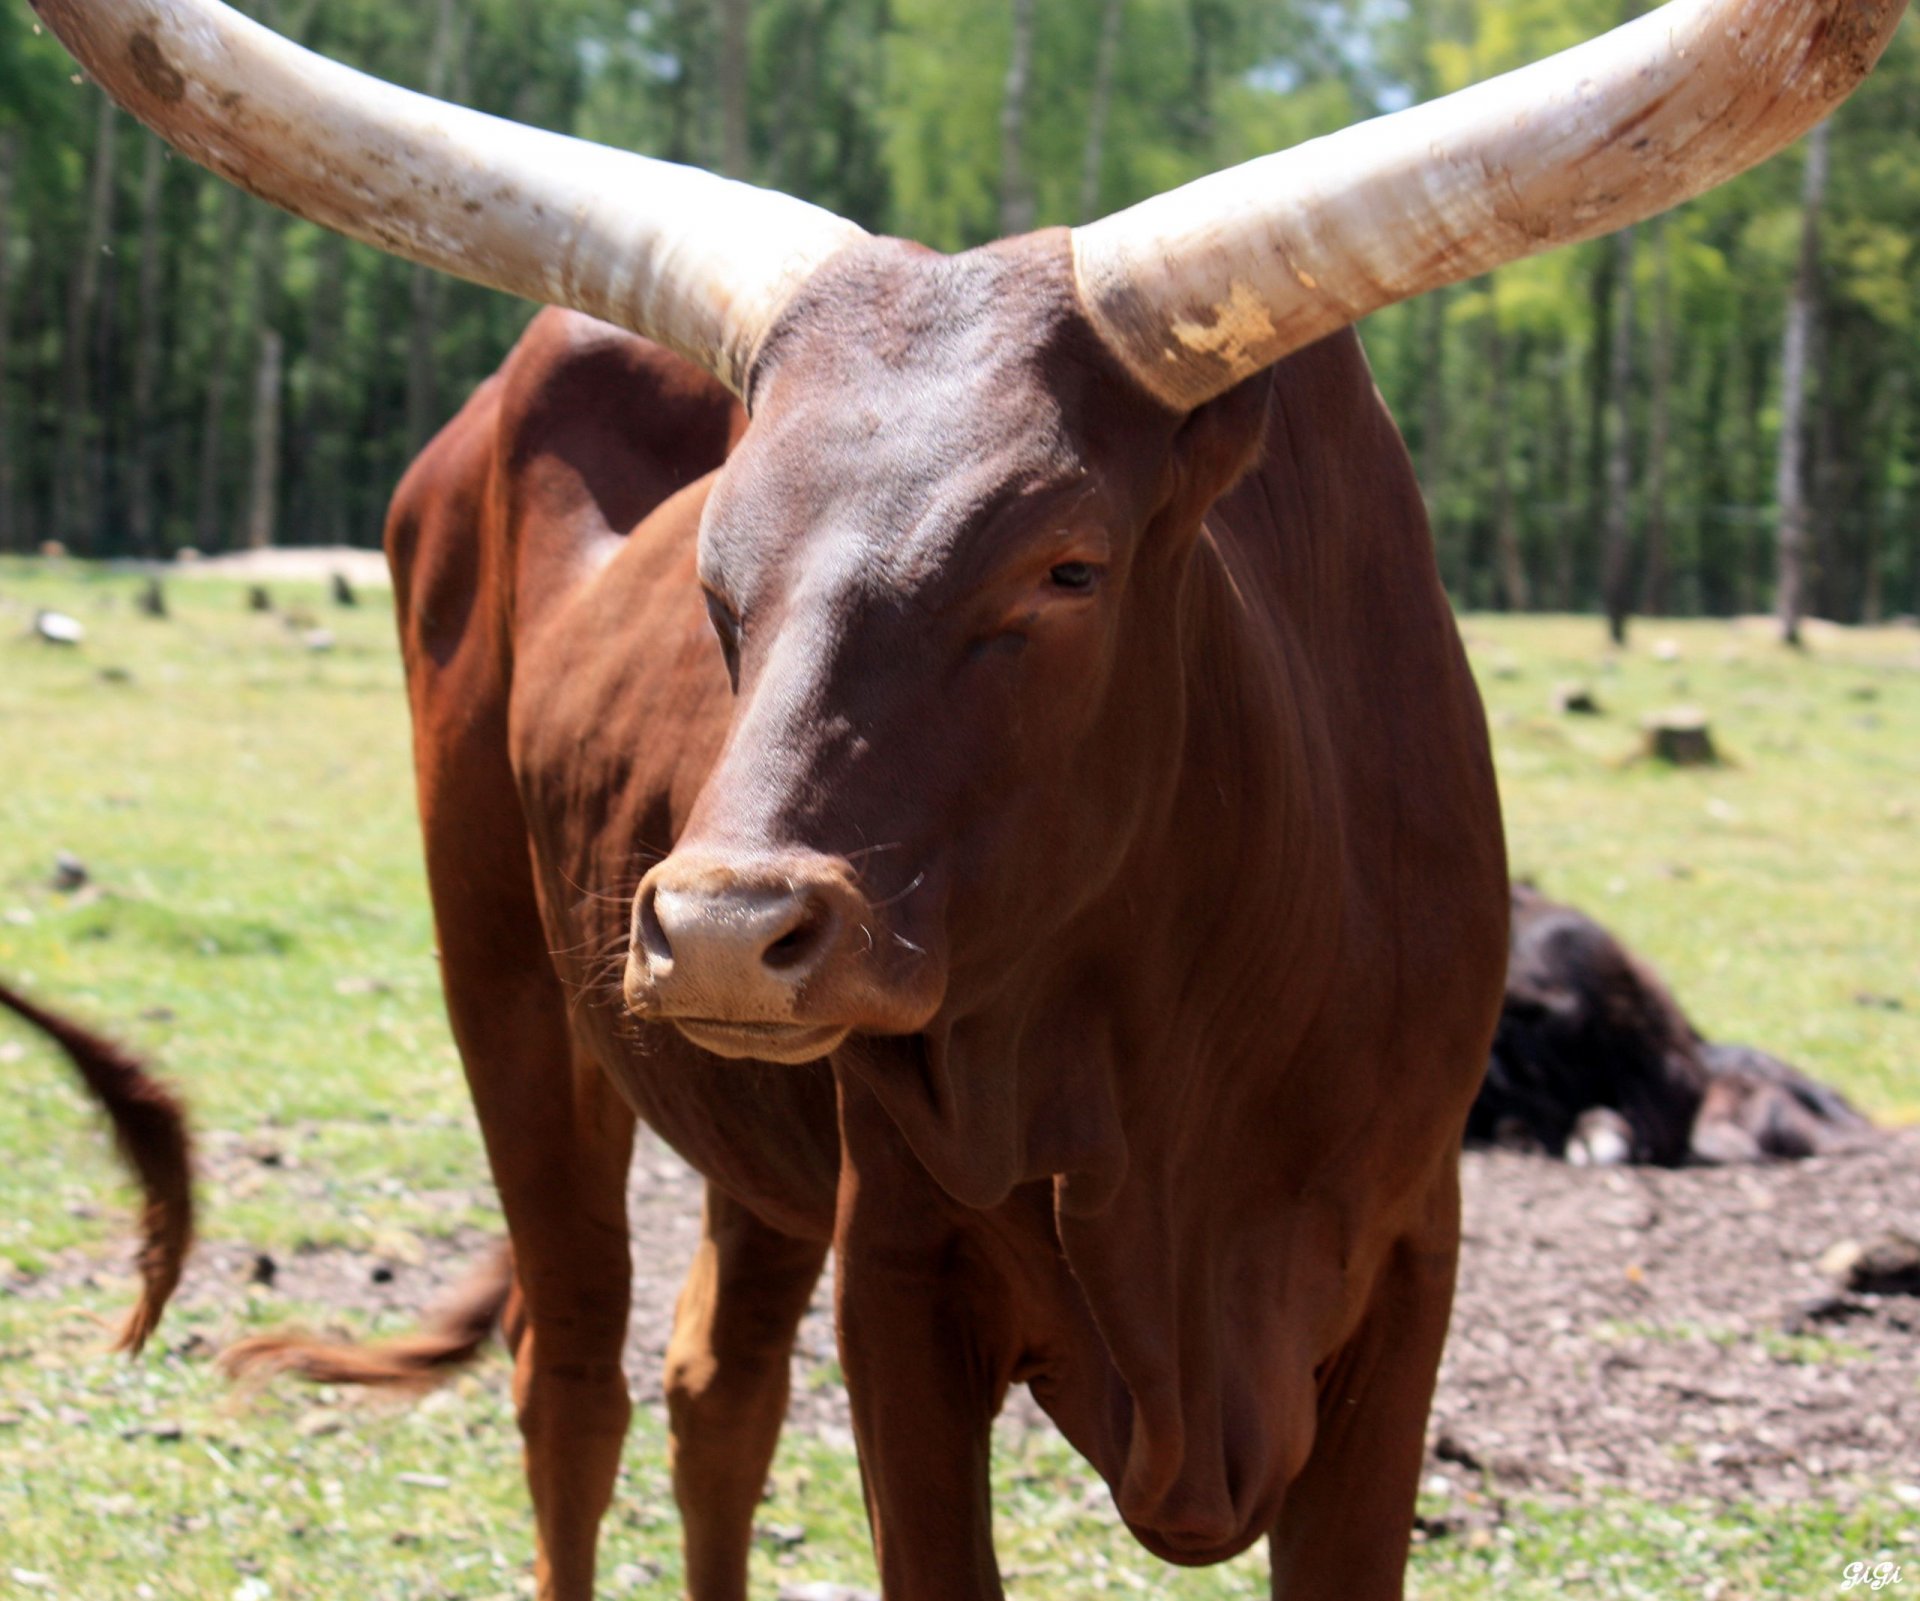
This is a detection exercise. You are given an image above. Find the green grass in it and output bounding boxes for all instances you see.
[2,559,1917,1596]
[1591,1318,1873,1366]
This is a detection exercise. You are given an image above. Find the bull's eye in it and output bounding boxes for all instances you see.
[1048,561,1099,593]
[703,591,741,689]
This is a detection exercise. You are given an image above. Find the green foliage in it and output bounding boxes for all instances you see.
[4,1,1920,621]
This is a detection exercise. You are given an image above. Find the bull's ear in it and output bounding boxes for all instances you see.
[1156,370,1273,535]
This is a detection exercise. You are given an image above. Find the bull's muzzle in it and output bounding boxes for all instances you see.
[622,851,872,1063]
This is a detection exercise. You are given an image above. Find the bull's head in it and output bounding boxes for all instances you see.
[623,236,1263,1070]
[40,0,1901,1088]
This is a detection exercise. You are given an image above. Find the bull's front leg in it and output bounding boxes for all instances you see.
[1267,1169,1463,1601]
[833,1078,1016,1601]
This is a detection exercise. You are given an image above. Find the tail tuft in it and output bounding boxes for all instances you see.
[221,1242,514,1392]
[0,980,195,1355]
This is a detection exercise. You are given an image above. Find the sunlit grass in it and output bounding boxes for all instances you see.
[3,559,1916,1596]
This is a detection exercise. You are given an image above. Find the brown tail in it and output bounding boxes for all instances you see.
[221,1239,515,1391]
[0,980,195,1354]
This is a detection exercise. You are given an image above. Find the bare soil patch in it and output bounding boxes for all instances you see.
[153,546,392,589]
[1433,1129,1920,1509]
[18,1124,1920,1507]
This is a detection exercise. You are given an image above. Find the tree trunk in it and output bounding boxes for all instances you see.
[1184,0,1225,156]
[1693,343,1729,612]
[768,0,819,194]
[245,329,283,550]
[295,231,349,547]
[126,134,167,556]
[717,0,751,179]
[1812,326,1851,618]
[1641,217,1673,616]
[1582,242,1616,613]
[55,93,120,553]
[1775,118,1829,648]
[999,0,1037,236]
[1737,336,1768,613]
[0,128,17,552]
[1864,369,1904,625]
[11,261,49,550]
[663,0,699,165]
[406,265,443,456]
[192,185,246,552]
[1600,224,1637,645]
[1550,351,1576,610]
[1486,286,1530,611]
[1077,0,1125,223]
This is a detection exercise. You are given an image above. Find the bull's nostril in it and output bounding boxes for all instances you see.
[761,901,828,973]
[637,883,672,966]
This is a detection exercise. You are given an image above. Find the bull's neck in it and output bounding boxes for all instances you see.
[1043,516,1347,1119]
[1150,517,1344,1042]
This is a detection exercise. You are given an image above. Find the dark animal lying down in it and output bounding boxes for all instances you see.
[1468,886,1872,1166]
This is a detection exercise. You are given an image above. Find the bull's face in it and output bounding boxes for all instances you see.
[621,236,1268,1066]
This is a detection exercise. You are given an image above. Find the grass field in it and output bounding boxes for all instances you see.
[1,557,1916,1598]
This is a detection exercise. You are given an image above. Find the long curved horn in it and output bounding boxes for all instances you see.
[30,0,865,397]
[1072,0,1903,412]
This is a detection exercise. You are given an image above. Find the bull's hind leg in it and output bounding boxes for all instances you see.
[666,1183,828,1601]
[1266,1184,1461,1601]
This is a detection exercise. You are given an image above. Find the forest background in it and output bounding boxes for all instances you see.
[4,0,1919,635]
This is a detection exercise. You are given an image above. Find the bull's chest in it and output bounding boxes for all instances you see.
[504,561,840,1234]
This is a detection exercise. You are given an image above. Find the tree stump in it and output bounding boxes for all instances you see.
[1552,681,1602,716]
[247,584,273,613]
[331,571,359,608]
[1641,706,1718,766]
[136,577,168,619]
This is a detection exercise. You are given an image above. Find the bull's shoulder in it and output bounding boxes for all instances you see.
[493,307,743,531]
[387,309,744,664]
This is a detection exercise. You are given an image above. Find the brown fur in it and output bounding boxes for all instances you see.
[0,980,193,1353]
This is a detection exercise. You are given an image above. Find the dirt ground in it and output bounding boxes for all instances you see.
[28,1121,1920,1513]
[146,546,393,589]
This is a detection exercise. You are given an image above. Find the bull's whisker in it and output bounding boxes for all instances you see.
[869,870,926,914]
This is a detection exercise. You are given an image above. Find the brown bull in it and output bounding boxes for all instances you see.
[36,0,1899,1595]
[392,299,1505,1597]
